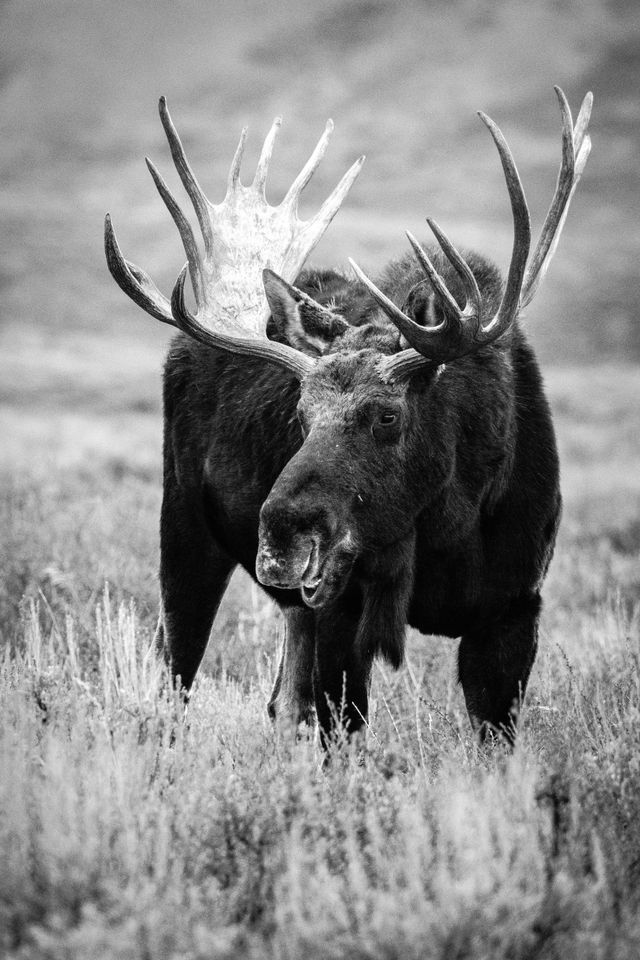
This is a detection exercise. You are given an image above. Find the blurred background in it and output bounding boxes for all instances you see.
[1,0,639,654]
[2,0,639,362]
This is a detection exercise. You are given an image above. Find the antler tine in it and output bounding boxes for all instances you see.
[171,264,314,378]
[405,230,462,318]
[104,214,176,326]
[406,224,483,341]
[424,220,483,331]
[252,118,282,195]
[300,154,366,244]
[348,257,421,339]
[521,131,591,310]
[476,111,531,341]
[520,87,593,309]
[278,153,365,283]
[574,91,593,154]
[158,97,214,257]
[145,158,204,306]
[519,87,574,308]
[314,154,366,225]
[283,120,334,212]
[227,126,248,192]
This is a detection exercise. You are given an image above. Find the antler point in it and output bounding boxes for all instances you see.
[553,85,571,112]
[476,110,497,135]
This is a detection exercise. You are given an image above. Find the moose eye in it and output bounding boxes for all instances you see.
[378,412,397,426]
[371,408,401,442]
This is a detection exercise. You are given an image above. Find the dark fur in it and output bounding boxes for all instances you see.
[155,248,561,745]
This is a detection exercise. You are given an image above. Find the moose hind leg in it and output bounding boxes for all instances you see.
[268,606,315,727]
[155,491,235,692]
[458,593,541,744]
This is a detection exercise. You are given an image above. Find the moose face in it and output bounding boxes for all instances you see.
[255,308,438,607]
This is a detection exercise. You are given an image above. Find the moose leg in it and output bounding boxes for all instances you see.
[155,491,235,692]
[458,593,541,743]
[268,607,315,726]
[313,596,372,748]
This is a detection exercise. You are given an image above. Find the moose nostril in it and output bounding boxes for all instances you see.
[256,546,283,578]
[256,543,291,587]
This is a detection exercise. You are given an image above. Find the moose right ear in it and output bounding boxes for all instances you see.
[402,281,448,328]
[263,269,349,357]
[399,281,458,348]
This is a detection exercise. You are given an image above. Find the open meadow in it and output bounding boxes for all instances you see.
[2,0,640,957]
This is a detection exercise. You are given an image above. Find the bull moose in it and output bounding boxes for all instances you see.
[105,87,592,745]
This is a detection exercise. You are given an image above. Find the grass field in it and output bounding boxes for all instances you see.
[2,0,640,956]
[3,365,640,958]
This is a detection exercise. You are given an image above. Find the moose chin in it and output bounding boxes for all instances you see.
[105,87,592,748]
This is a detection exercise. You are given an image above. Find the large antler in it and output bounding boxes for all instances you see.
[105,99,364,378]
[349,87,592,380]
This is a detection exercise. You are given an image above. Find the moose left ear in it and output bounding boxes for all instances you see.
[263,269,349,357]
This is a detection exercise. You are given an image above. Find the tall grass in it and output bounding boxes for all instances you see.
[1,362,639,958]
[2,585,639,959]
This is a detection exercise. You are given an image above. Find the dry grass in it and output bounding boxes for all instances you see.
[1,561,640,958]
[1,366,640,959]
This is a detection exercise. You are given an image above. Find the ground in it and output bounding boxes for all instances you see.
[1,0,640,957]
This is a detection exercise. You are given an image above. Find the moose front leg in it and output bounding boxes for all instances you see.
[268,606,315,727]
[313,593,373,748]
[458,593,541,744]
[156,487,235,692]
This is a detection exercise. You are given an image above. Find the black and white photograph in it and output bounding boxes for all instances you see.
[1,1,639,956]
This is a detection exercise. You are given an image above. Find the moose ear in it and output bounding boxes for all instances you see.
[400,280,457,348]
[263,269,349,357]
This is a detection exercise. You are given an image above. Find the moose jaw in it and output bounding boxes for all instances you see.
[105,87,592,748]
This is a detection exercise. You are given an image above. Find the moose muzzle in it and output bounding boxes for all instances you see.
[255,534,317,590]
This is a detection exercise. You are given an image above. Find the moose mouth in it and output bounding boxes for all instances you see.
[299,537,356,609]
[256,532,356,608]
[300,540,325,606]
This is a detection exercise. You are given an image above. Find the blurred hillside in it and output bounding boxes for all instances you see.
[0,0,639,367]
